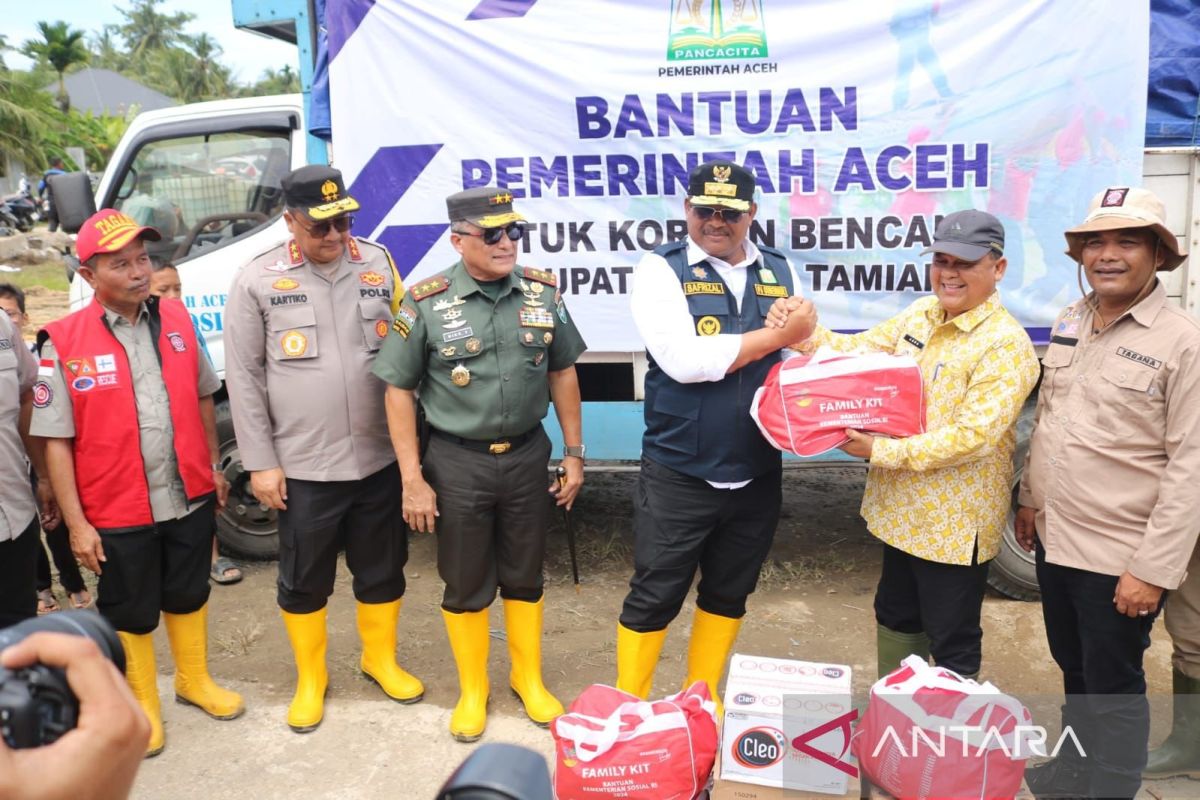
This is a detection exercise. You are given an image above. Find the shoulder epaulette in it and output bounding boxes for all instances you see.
[287,239,305,265]
[410,275,450,301]
[347,238,364,262]
[522,266,556,287]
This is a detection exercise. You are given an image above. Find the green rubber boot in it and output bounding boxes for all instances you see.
[1144,669,1200,779]
[876,624,931,679]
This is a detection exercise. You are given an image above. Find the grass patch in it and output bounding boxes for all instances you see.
[0,260,71,293]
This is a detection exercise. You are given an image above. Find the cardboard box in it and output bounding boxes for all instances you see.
[719,654,854,796]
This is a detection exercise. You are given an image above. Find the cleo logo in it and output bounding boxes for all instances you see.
[273,278,300,291]
[360,271,385,287]
[732,728,787,769]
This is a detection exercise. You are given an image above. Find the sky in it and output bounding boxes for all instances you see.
[7,0,299,85]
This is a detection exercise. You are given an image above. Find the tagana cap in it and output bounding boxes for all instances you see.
[446,187,526,228]
[686,160,755,212]
[920,210,1004,262]
[76,208,161,263]
[282,165,360,221]
[1064,186,1186,271]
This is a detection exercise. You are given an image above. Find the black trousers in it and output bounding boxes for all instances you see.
[31,472,84,594]
[423,428,552,612]
[276,462,407,614]
[620,457,782,633]
[874,542,990,676]
[97,502,214,634]
[1036,544,1158,799]
[0,516,40,628]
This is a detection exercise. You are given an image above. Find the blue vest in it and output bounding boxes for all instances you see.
[642,240,795,482]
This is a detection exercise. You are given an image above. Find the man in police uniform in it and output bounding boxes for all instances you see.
[373,187,586,742]
[618,161,816,713]
[224,165,420,733]
[1016,187,1200,798]
[32,209,243,757]
[0,307,44,627]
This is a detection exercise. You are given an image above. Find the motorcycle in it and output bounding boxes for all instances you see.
[0,185,40,232]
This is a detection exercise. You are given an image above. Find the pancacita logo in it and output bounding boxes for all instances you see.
[667,0,768,62]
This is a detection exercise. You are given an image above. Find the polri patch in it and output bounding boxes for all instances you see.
[1116,347,1162,370]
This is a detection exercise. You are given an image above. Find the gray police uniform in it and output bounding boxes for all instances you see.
[0,312,39,626]
[372,260,586,611]
[225,235,407,613]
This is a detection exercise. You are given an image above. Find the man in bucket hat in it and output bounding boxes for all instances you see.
[1016,187,1200,798]
[31,209,243,756]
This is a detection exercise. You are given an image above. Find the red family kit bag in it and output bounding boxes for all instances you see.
[750,348,926,457]
[550,682,718,799]
[854,656,1038,800]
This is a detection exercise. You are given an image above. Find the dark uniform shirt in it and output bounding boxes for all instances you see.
[372,260,586,440]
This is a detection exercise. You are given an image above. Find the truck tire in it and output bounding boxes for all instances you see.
[987,398,1040,600]
[214,399,279,559]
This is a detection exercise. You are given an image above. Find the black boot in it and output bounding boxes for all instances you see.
[1025,756,1090,799]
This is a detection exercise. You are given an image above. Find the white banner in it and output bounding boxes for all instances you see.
[329,0,1149,351]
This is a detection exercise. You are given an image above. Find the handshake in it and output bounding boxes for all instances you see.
[764,295,818,346]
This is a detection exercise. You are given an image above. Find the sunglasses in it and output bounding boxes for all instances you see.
[454,222,526,246]
[295,214,354,238]
[691,206,745,224]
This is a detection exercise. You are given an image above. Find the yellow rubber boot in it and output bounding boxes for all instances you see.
[163,604,245,720]
[281,607,328,733]
[356,599,424,703]
[683,608,743,719]
[442,608,490,742]
[118,631,165,757]
[616,623,667,699]
[503,598,564,726]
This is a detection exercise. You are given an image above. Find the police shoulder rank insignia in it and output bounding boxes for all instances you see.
[684,281,724,295]
[519,307,556,329]
[347,238,364,262]
[287,239,304,266]
[522,267,556,287]
[410,276,450,301]
[696,316,721,336]
[753,284,788,298]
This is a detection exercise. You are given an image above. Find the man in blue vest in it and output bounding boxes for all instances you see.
[617,160,816,711]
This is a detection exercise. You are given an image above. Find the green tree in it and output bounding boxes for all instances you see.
[183,33,233,99]
[21,21,89,112]
[90,25,130,72]
[117,0,195,64]
[0,71,57,168]
[245,64,300,96]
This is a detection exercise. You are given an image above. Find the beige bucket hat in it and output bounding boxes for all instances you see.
[1064,186,1187,271]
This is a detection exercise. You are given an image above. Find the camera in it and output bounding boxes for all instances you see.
[436,743,552,799]
[0,612,124,749]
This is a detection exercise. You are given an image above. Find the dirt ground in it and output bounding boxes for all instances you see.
[34,468,1189,799]
[21,285,70,333]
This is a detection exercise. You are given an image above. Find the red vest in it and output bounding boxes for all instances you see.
[44,297,214,530]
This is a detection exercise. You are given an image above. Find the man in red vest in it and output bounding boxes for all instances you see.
[31,209,243,757]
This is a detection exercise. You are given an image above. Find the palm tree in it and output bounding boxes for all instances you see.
[118,0,195,64]
[183,33,232,100]
[0,71,57,168]
[22,21,89,112]
[90,25,129,72]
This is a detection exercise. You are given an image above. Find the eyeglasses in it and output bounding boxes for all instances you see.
[691,206,745,224]
[294,214,354,238]
[454,222,525,246]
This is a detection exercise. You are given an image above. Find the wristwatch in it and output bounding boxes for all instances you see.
[563,445,586,461]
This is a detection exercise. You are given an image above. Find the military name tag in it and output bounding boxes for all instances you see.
[443,327,475,342]
[683,281,725,295]
[518,308,555,329]
[753,284,788,298]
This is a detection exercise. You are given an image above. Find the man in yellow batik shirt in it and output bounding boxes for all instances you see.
[771,210,1038,679]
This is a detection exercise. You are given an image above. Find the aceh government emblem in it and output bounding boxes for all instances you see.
[667,0,768,62]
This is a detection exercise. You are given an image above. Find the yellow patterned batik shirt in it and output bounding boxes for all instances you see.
[805,292,1039,565]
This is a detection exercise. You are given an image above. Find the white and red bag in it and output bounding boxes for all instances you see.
[550,682,718,800]
[852,656,1037,800]
[750,348,926,457]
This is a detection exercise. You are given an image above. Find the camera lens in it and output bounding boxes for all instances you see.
[0,612,125,675]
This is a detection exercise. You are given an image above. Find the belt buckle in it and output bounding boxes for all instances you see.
[488,440,511,455]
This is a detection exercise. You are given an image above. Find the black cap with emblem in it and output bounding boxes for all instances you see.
[920,209,1005,262]
[446,186,527,228]
[282,165,360,220]
[686,160,756,212]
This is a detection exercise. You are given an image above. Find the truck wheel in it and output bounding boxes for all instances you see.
[214,399,279,559]
[987,399,1040,601]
